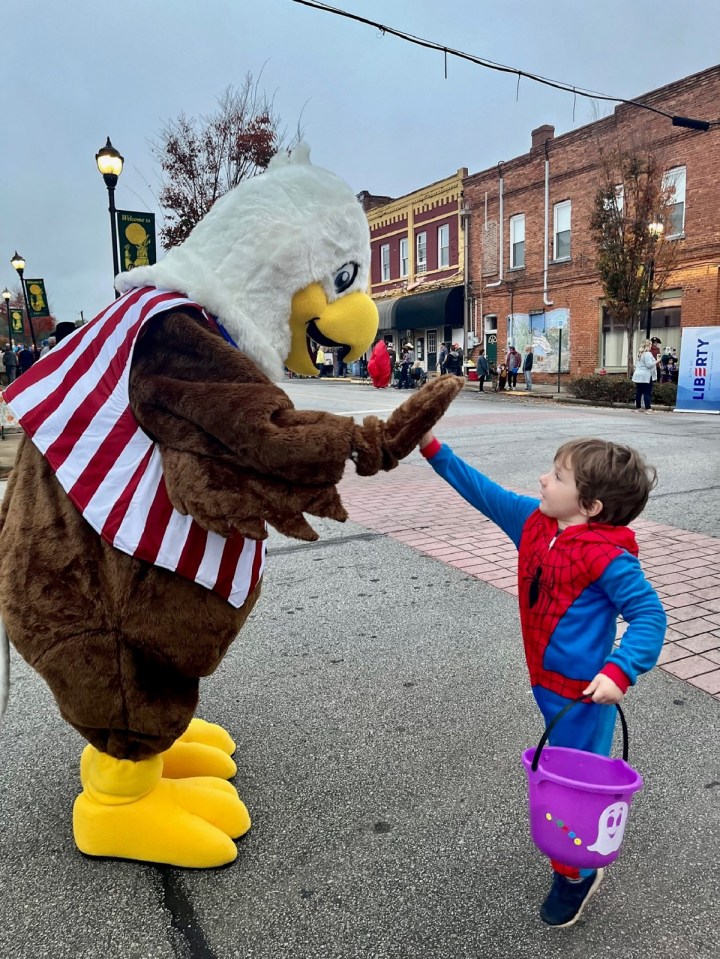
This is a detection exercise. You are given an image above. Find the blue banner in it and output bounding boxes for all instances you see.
[675,326,720,414]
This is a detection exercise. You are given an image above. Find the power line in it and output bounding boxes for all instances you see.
[290,0,715,131]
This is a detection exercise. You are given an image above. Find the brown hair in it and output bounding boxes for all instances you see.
[555,438,657,526]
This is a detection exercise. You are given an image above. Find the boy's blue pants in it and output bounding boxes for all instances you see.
[533,686,618,877]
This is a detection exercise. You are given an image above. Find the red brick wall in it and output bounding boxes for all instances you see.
[464,66,720,378]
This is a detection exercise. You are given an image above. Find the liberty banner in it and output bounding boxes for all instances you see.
[675,326,720,414]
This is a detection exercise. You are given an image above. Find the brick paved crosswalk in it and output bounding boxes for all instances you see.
[339,460,720,700]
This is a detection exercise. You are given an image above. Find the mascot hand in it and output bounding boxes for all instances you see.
[351,375,464,475]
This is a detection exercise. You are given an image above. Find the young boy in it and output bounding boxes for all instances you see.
[418,432,666,927]
[496,363,508,392]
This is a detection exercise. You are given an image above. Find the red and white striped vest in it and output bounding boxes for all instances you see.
[4,286,265,608]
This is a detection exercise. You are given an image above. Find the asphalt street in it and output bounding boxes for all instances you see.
[0,382,718,959]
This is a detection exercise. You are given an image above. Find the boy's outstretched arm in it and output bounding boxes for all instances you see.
[417,430,537,547]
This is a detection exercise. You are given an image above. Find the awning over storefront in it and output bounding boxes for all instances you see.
[375,286,464,331]
[376,298,399,331]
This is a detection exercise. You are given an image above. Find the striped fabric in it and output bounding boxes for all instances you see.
[4,286,265,608]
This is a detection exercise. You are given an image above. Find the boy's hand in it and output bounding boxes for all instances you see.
[419,431,435,449]
[582,674,625,705]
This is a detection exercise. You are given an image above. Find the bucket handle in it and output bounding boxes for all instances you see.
[531,696,629,773]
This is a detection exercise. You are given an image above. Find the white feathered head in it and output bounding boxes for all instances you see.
[116,143,378,379]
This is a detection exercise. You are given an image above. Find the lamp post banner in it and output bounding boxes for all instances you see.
[116,210,156,270]
[10,308,24,335]
[24,279,50,318]
[676,326,720,414]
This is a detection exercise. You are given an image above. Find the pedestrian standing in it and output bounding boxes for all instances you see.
[445,343,463,376]
[39,336,56,358]
[523,345,534,391]
[398,343,414,389]
[475,348,490,393]
[18,345,34,375]
[631,341,657,413]
[438,342,449,375]
[3,346,18,384]
[506,346,521,390]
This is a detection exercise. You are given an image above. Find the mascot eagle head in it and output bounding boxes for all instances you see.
[116,142,378,380]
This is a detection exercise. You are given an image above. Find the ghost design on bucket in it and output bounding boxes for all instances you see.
[587,801,629,854]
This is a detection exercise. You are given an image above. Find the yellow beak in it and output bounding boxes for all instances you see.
[285,282,379,377]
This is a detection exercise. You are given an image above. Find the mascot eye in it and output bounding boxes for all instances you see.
[333,262,358,294]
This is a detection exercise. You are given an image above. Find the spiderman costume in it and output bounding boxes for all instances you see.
[422,441,666,756]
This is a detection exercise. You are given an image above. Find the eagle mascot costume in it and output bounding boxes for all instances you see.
[0,143,462,868]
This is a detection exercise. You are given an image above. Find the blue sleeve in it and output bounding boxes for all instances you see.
[425,443,538,547]
[597,552,667,683]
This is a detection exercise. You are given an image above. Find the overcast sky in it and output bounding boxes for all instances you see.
[2,0,719,327]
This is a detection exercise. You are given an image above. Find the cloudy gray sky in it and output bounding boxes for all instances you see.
[2,0,719,327]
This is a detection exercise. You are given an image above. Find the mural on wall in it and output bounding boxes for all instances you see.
[508,309,570,374]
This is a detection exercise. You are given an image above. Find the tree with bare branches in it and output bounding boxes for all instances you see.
[152,75,284,249]
[590,146,681,375]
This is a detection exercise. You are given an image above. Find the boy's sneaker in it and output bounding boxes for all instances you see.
[539,869,604,927]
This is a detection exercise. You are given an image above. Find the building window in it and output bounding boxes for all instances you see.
[416,232,427,273]
[601,308,627,368]
[603,185,623,214]
[509,214,525,269]
[601,304,681,368]
[663,166,686,237]
[380,243,390,282]
[553,200,571,260]
[399,237,408,277]
[437,224,450,268]
[427,330,437,354]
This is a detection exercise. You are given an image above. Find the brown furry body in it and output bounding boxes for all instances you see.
[0,310,460,761]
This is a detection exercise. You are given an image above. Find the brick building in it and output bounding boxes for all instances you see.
[360,168,469,373]
[463,65,720,379]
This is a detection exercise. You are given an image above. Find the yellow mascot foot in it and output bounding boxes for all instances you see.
[161,717,237,779]
[74,751,251,868]
[178,718,236,755]
[161,741,237,780]
[80,717,238,784]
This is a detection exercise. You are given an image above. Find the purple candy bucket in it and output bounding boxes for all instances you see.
[521,700,644,869]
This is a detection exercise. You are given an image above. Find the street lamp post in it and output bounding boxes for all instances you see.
[645,221,664,340]
[95,137,124,298]
[10,252,39,358]
[2,288,12,348]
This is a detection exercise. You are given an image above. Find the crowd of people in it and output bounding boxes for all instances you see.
[2,342,40,385]
[469,344,535,394]
[291,337,681,400]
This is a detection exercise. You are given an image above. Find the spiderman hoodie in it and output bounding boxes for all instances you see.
[422,441,666,754]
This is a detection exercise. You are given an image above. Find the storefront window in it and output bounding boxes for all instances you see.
[602,305,681,368]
